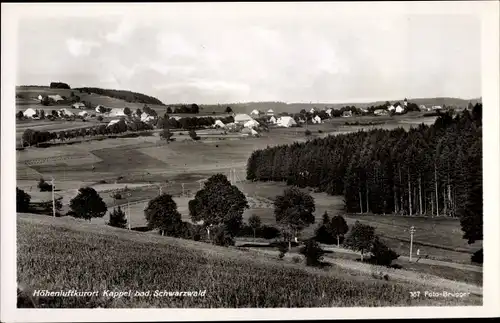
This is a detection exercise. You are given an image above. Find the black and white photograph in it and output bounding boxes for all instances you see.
[1,1,499,321]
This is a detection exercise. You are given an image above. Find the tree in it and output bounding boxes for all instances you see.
[459,177,482,244]
[144,194,182,236]
[166,106,172,114]
[160,128,174,143]
[16,111,24,120]
[107,206,128,229]
[344,221,375,261]
[41,96,50,106]
[225,106,233,114]
[329,215,349,247]
[189,129,200,140]
[191,103,200,114]
[369,236,399,266]
[69,187,107,222]
[299,239,325,267]
[39,110,46,120]
[135,108,142,118]
[97,115,103,122]
[37,178,52,192]
[16,187,31,212]
[274,187,315,250]
[248,214,262,240]
[51,110,58,117]
[123,107,132,116]
[189,174,248,241]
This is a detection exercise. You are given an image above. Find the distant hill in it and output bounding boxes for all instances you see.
[74,87,165,106]
[200,97,482,114]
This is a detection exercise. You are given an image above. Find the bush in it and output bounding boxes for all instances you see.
[318,129,323,133]
[107,206,127,229]
[471,249,483,264]
[369,236,399,267]
[277,243,288,260]
[37,178,52,192]
[299,239,325,267]
[189,129,200,141]
[305,129,312,136]
[111,192,122,200]
[16,187,31,212]
[292,256,302,264]
[213,226,235,247]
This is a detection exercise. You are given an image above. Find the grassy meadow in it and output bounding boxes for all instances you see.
[17,215,481,308]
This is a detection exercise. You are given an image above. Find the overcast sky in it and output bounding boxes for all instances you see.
[16,6,481,104]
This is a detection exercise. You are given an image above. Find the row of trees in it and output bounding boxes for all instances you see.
[165,104,200,114]
[156,115,235,130]
[21,119,153,146]
[247,106,483,247]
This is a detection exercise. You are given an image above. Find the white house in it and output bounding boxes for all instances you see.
[269,116,277,124]
[251,129,259,136]
[250,109,260,116]
[107,119,121,127]
[395,106,404,114]
[388,105,396,112]
[374,109,389,116]
[325,108,333,117]
[72,103,86,109]
[342,110,352,118]
[141,114,155,122]
[109,108,126,117]
[58,108,74,116]
[23,108,37,118]
[312,115,322,124]
[214,120,226,128]
[432,105,443,110]
[48,94,64,102]
[403,98,408,107]
[244,119,260,129]
[277,116,297,128]
[360,107,369,113]
[234,113,254,124]
[170,116,182,121]
[309,107,316,114]
[419,105,428,111]
[266,109,274,116]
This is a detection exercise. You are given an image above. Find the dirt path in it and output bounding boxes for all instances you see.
[234,240,482,273]
[241,247,482,296]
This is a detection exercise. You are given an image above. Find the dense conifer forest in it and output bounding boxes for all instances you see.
[247,105,482,243]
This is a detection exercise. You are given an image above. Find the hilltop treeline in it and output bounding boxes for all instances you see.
[156,115,234,130]
[247,105,482,221]
[74,87,165,106]
[50,82,71,89]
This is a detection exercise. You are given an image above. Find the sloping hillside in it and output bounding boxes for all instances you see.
[15,86,166,112]
[17,214,480,308]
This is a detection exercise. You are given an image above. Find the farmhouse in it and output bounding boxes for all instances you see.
[72,102,86,109]
[360,107,369,113]
[395,106,404,114]
[326,108,333,117]
[109,108,126,117]
[234,113,254,124]
[78,111,89,117]
[23,108,37,118]
[387,105,395,112]
[266,109,274,116]
[214,120,226,128]
[244,119,260,129]
[312,115,322,124]
[309,107,316,114]
[432,105,443,110]
[277,116,297,128]
[170,116,182,121]
[48,94,64,102]
[419,105,428,111]
[269,116,277,124]
[107,119,121,127]
[374,109,389,116]
[141,114,155,122]
[342,111,352,118]
[250,109,261,116]
[58,108,74,116]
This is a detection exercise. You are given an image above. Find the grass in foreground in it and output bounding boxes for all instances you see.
[17,215,481,308]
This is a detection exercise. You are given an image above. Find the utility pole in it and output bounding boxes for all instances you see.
[50,177,56,217]
[409,226,416,261]
[127,192,131,230]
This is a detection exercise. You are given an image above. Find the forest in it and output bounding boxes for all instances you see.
[74,87,165,106]
[247,105,482,242]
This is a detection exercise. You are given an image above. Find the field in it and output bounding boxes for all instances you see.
[17,214,481,308]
